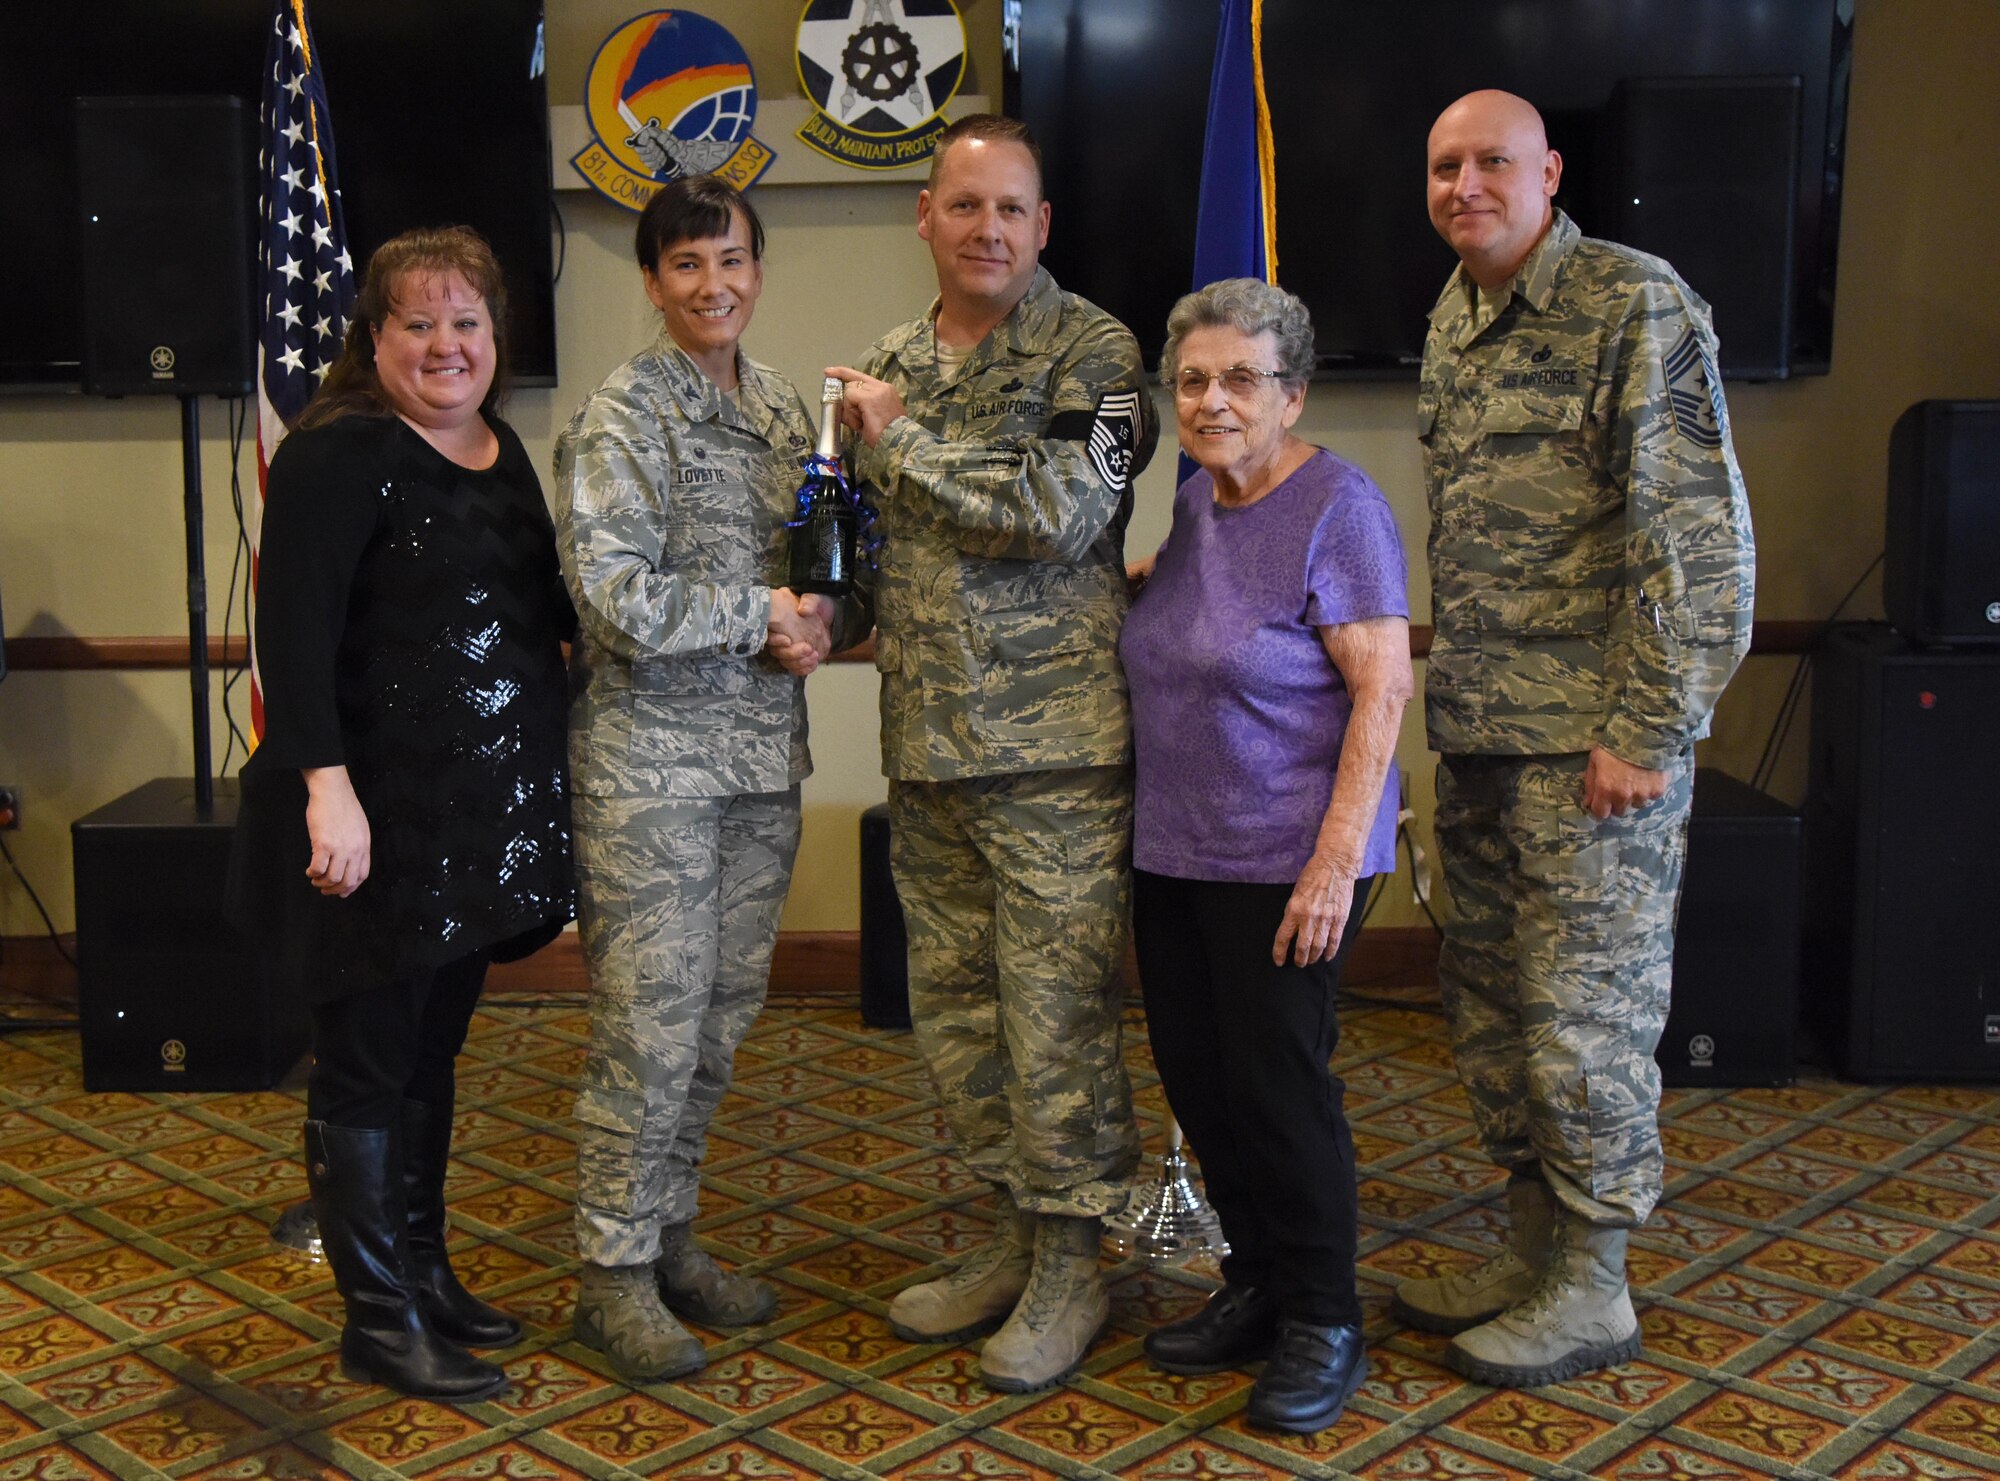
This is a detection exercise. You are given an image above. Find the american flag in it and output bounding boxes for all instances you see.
[252,0,355,743]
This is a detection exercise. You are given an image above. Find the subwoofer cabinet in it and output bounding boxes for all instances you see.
[72,778,307,1091]
[1804,624,2000,1080]
[1660,769,1802,1087]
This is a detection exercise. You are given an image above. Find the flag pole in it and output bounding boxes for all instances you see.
[1111,0,1278,1264]
[262,0,357,1254]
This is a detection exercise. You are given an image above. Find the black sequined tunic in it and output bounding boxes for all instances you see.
[229,413,575,1002]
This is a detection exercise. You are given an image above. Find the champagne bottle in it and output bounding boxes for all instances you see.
[788,375,859,597]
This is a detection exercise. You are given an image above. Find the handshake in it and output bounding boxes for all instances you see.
[766,588,837,677]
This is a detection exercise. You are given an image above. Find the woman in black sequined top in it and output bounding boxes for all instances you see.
[228,227,573,1404]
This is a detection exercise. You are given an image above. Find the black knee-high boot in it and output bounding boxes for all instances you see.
[305,1120,507,1401]
[402,1099,522,1347]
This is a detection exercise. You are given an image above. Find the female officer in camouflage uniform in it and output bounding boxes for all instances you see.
[554,177,863,1380]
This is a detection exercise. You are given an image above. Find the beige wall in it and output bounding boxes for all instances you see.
[2,0,1995,937]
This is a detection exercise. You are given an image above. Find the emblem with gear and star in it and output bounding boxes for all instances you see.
[794,0,968,170]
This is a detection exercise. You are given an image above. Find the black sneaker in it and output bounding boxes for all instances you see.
[1143,1285,1279,1375]
[1244,1320,1368,1434]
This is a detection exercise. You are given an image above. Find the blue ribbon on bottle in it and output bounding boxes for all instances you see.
[788,452,882,568]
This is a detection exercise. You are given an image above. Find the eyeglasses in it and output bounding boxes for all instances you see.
[1171,365,1288,399]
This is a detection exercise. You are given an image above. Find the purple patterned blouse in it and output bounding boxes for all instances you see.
[1119,448,1409,883]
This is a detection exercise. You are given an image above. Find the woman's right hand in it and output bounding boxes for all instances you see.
[767,587,832,676]
[303,766,371,897]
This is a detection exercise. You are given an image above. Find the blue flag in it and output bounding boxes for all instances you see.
[1192,0,1276,290]
[1183,0,1276,483]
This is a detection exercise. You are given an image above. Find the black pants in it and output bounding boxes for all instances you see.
[305,951,491,1127]
[1133,869,1371,1326]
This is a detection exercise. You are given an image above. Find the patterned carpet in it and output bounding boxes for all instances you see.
[4,991,2000,1481]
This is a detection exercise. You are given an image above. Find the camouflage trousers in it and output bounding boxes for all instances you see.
[571,787,800,1266]
[1434,752,1691,1228]
[888,765,1141,1217]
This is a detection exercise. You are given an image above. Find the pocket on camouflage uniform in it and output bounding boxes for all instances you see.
[629,654,756,774]
[1477,391,1590,486]
[574,1082,649,1214]
[568,689,635,797]
[631,693,749,773]
[978,611,1105,742]
[658,510,754,575]
[1579,1046,1666,1208]
[1552,805,1619,895]
[872,632,904,676]
[1092,1077,1135,1163]
[1058,806,1131,877]
[873,631,928,754]
[1477,587,1610,717]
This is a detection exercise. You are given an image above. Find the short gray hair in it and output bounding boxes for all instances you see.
[1159,278,1315,387]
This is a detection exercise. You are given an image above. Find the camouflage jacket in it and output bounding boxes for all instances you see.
[856,266,1160,781]
[1420,210,1756,769]
[555,336,847,798]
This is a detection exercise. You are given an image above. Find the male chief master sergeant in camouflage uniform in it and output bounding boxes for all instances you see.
[1392,91,1755,1386]
[832,115,1158,1393]
[555,184,866,1381]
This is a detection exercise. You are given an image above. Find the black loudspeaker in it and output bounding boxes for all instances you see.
[859,803,911,1030]
[1659,770,1802,1087]
[1885,400,2000,646]
[1805,624,2000,1080]
[75,96,253,396]
[1598,76,1801,379]
[72,778,308,1091]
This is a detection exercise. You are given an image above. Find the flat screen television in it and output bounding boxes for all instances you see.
[0,0,555,393]
[1006,0,1851,380]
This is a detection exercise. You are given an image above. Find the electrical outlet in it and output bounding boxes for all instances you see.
[0,784,19,830]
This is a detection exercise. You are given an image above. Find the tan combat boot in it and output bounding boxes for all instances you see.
[888,1198,1034,1342]
[1392,1168,1555,1334]
[979,1213,1108,1392]
[1445,1212,1641,1386]
[655,1223,777,1326]
[574,1262,706,1380]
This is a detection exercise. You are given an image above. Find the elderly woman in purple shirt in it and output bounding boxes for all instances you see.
[1119,278,1414,1434]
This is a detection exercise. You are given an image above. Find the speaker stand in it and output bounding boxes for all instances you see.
[178,393,214,815]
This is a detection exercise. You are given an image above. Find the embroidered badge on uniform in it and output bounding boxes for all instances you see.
[1088,389,1143,491]
[1663,329,1725,450]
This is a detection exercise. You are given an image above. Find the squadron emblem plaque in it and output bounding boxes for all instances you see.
[574,10,775,211]
[795,0,967,170]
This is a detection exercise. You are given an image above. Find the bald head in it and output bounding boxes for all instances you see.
[1426,89,1562,288]
[1431,90,1548,157]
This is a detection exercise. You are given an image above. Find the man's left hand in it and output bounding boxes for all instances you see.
[1581,746,1669,819]
[826,366,905,447]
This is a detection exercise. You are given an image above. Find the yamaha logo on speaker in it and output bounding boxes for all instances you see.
[161,1038,187,1072]
[1688,1033,1716,1067]
[1986,602,1999,625]
[149,345,175,379]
